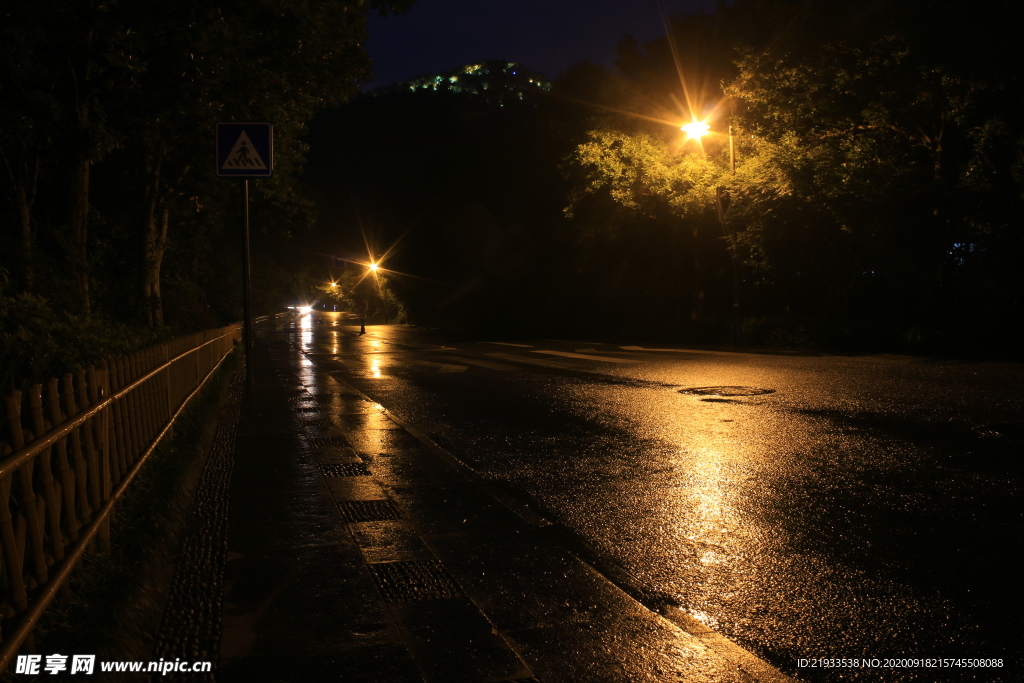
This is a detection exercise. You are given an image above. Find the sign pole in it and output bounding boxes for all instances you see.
[217,121,271,393]
[242,178,254,392]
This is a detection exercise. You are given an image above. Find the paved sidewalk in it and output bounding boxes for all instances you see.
[214,319,793,682]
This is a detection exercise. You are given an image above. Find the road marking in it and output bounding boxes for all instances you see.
[485,352,576,369]
[410,359,468,373]
[443,355,521,372]
[483,342,534,347]
[620,345,751,356]
[574,348,650,355]
[308,355,362,366]
[377,340,456,351]
[532,349,641,363]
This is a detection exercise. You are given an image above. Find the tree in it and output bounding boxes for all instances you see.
[118,0,410,327]
[723,23,1023,342]
[560,10,741,335]
[563,0,1024,347]
[1,0,414,331]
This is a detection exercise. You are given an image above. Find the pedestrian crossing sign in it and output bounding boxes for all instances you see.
[217,122,273,177]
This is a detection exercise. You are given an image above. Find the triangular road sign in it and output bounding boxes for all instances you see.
[221,131,267,170]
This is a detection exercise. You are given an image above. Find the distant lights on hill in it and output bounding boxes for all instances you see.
[373,61,551,103]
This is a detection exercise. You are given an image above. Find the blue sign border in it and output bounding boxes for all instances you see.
[217,122,273,178]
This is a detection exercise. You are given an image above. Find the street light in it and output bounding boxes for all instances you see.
[680,120,710,140]
[681,119,734,172]
[680,118,742,346]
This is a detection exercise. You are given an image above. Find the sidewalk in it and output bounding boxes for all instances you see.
[212,319,793,682]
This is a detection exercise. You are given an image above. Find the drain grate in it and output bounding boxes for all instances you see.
[301,418,334,428]
[680,386,775,397]
[293,406,321,413]
[307,436,350,449]
[366,560,462,603]
[337,499,402,523]
[319,462,370,477]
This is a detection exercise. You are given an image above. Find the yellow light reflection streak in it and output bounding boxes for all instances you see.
[299,313,313,349]
[674,444,740,570]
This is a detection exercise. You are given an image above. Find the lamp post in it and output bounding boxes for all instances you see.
[681,119,742,346]
[367,262,392,324]
[729,124,735,173]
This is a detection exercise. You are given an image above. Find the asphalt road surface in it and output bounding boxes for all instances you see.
[286,312,1022,682]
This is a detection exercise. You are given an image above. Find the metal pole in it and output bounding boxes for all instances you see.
[729,125,735,174]
[242,179,254,392]
[728,124,740,345]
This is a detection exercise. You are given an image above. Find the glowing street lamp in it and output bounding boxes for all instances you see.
[680,120,710,140]
[680,116,741,344]
[368,262,379,273]
[680,120,736,172]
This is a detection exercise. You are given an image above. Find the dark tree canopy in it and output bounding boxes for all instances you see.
[0,0,412,389]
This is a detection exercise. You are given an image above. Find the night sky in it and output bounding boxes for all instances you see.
[364,0,722,89]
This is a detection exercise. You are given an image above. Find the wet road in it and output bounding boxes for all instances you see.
[282,312,1022,681]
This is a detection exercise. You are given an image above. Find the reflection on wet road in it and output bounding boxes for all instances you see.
[274,312,1022,681]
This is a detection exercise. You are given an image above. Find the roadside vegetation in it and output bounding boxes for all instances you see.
[307,0,1022,354]
[0,0,413,393]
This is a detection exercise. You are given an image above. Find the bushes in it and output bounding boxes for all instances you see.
[0,272,172,396]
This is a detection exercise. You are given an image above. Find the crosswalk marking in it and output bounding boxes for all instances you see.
[485,352,576,369]
[329,347,668,376]
[619,345,747,356]
[443,355,521,371]
[371,340,456,351]
[531,349,641,364]
[574,348,651,355]
[410,359,468,373]
[320,356,362,366]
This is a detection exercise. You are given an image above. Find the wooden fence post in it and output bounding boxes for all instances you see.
[62,373,93,530]
[27,385,64,563]
[4,392,48,588]
[46,378,80,543]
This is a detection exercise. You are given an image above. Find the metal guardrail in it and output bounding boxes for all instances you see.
[0,324,241,671]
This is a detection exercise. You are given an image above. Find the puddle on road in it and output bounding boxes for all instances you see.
[679,386,776,397]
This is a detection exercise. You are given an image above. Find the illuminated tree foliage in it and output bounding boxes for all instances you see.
[313,271,405,324]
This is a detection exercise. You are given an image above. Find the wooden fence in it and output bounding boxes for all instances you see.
[0,324,241,670]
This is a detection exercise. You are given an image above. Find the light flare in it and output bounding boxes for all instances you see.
[681,120,710,140]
